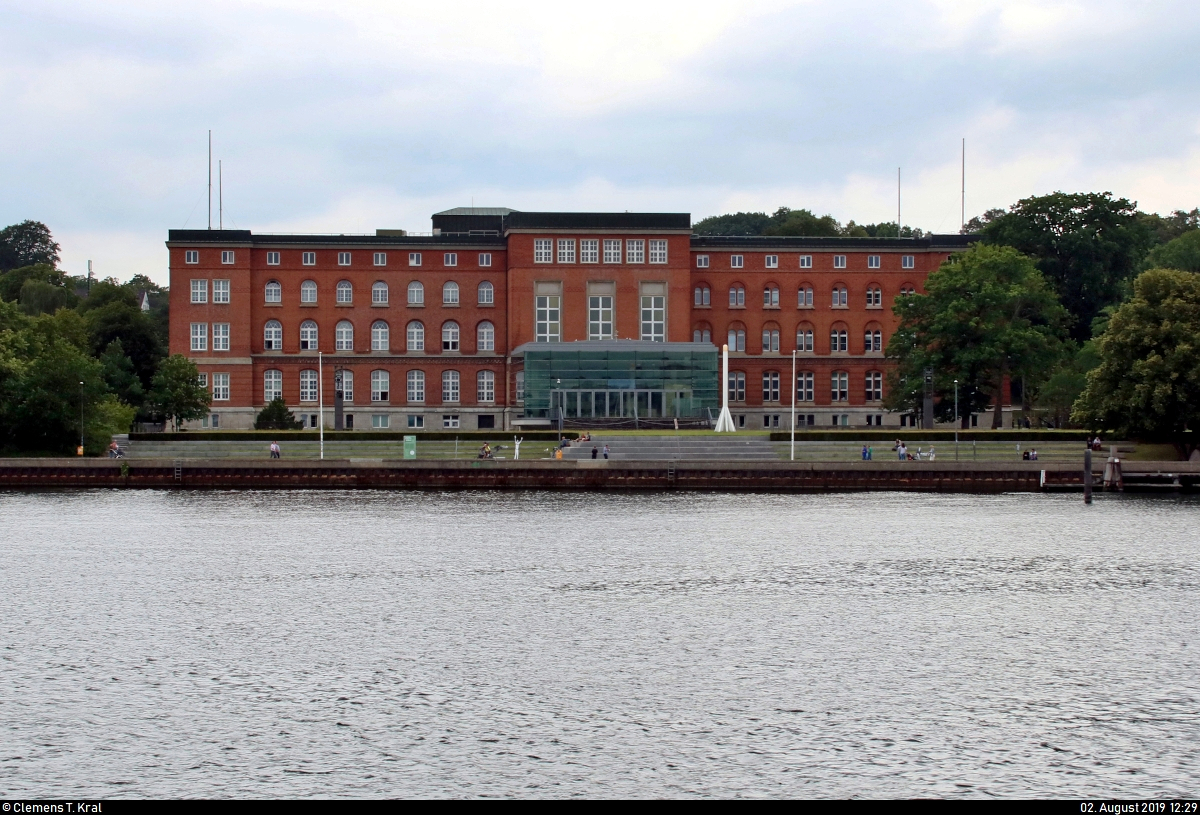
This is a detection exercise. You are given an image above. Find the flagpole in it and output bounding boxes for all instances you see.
[790,349,796,460]
[318,351,325,460]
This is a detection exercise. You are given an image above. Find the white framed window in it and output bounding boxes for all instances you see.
[796,325,814,352]
[407,281,424,305]
[443,281,459,305]
[762,371,780,402]
[409,252,422,266]
[338,370,354,402]
[264,320,282,350]
[185,250,199,264]
[729,286,745,307]
[580,239,599,263]
[865,329,882,352]
[263,369,282,402]
[338,252,351,266]
[589,295,613,340]
[603,239,622,264]
[190,279,207,303]
[265,281,281,303]
[832,286,848,307]
[731,254,744,269]
[406,321,424,351]
[535,295,561,343]
[833,255,846,269]
[335,320,354,351]
[479,252,492,267]
[477,281,494,305]
[866,371,883,401]
[868,255,880,269]
[692,328,712,343]
[831,371,849,402]
[728,371,746,402]
[830,328,848,352]
[764,287,779,308]
[534,239,553,263]
[300,320,319,351]
[626,239,645,264]
[649,239,668,264]
[515,370,525,402]
[442,321,460,351]
[221,251,235,265]
[374,252,387,266]
[902,255,915,269]
[212,323,230,351]
[266,251,280,266]
[796,371,814,402]
[373,414,390,429]
[799,255,812,268]
[867,286,882,307]
[407,414,424,428]
[302,252,316,266]
[407,370,425,402]
[212,279,230,303]
[765,255,778,269]
[444,252,457,266]
[300,369,318,402]
[190,322,207,351]
[197,372,207,388]
[557,239,576,264]
[336,280,353,304]
[301,280,317,303]
[477,370,495,403]
[900,284,917,296]
[477,321,495,351]
[798,286,813,307]
[371,370,390,402]
[694,286,711,306]
[212,373,230,401]
[727,328,746,352]
[761,328,779,353]
[371,320,390,351]
[640,295,665,342]
[696,254,710,268]
[442,370,460,403]
[372,281,388,304]
[442,414,460,429]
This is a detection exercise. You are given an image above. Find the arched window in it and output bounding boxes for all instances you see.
[265,280,281,303]
[442,321,460,351]
[407,370,425,402]
[866,285,882,307]
[831,371,849,402]
[477,370,495,403]
[796,322,814,352]
[263,369,282,402]
[797,285,813,308]
[300,320,318,350]
[264,320,282,351]
[406,321,424,352]
[371,370,390,402]
[371,321,390,351]
[372,281,388,304]
[763,286,780,308]
[442,370,460,403]
[335,320,354,351]
[477,281,494,305]
[300,369,318,402]
[726,324,746,352]
[443,281,459,305]
[694,285,711,306]
[899,283,917,296]
[729,285,745,307]
[407,281,424,305]
[866,371,883,401]
[477,321,495,352]
[864,323,883,353]
[796,371,814,402]
[336,280,353,304]
[301,280,317,304]
[829,323,848,353]
[831,285,848,307]
[692,322,712,344]
[761,322,780,353]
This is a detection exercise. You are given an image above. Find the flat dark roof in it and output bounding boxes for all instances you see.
[505,212,691,231]
[689,234,977,250]
[166,229,504,247]
[512,340,716,357]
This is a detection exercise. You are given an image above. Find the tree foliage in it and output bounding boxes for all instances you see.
[148,354,211,430]
[1072,268,1200,456]
[0,221,61,271]
[694,206,924,238]
[884,244,1069,428]
[1143,229,1200,272]
[255,397,302,430]
[980,192,1154,342]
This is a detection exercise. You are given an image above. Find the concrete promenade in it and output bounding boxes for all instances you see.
[1,458,1196,492]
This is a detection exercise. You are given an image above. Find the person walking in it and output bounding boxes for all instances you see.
[269,441,280,459]
[591,446,598,459]
[867,445,873,461]
[603,444,610,460]
[897,442,907,461]
[861,444,868,461]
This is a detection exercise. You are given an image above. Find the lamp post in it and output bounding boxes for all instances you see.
[78,380,85,456]
[318,351,324,460]
[790,349,796,460]
[954,379,959,461]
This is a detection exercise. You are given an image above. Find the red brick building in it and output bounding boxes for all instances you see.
[167,209,972,430]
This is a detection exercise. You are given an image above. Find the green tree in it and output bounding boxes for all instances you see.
[693,211,773,236]
[98,339,145,408]
[0,221,61,271]
[148,354,211,430]
[885,244,1069,428]
[1072,268,1200,458]
[981,192,1154,341]
[1033,341,1101,427]
[1139,208,1200,245]
[254,397,302,430]
[0,263,66,302]
[19,279,79,315]
[764,208,842,237]
[1143,229,1200,272]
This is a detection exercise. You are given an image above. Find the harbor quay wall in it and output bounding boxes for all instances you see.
[3,459,1195,493]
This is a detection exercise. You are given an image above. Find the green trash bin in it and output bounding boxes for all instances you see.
[403,435,416,459]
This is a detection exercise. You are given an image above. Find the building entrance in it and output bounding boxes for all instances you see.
[550,388,692,419]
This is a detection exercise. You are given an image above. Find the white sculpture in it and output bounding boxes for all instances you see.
[714,343,736,433]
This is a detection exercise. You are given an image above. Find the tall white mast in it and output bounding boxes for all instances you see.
[207,130,212,230]
[714,344,736,432]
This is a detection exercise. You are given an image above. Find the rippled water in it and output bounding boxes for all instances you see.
[1,490,1197,798]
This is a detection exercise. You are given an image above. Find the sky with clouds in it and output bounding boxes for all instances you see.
[2,0,1198,284]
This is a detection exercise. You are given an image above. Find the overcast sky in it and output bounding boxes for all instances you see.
[2,0,1198,284]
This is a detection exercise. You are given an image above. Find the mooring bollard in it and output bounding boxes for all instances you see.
[1084,448,1093,504]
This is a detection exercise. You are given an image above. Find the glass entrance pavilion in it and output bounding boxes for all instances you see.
[513,341,719,420]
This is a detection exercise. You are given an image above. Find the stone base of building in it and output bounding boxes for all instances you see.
[184,406,511,432]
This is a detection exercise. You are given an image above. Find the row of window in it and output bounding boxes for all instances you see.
[256,279,494,307]
[260,320,495,353]
[706,325,885,354]
[255,369,496,404]
[184,250,493,268]
[697,254,916,270]
[697,284,914,309]
[727,371,884,403]
[532,294,666,343]
[533,239,668,265]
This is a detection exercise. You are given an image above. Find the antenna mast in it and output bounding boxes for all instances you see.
[207,130,212,230]
[897,167,901,236]
[961,138,965,231]
[219,160,223,230]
